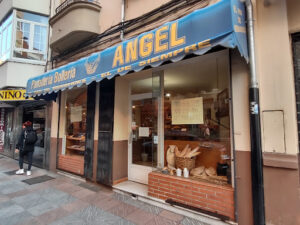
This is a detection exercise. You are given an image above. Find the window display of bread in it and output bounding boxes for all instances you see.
[191,166,205,176]
[205,167,217,176]
[166,145,176,168]
[175,145,201,158]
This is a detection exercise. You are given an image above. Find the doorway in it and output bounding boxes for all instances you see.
[128,91,158,184]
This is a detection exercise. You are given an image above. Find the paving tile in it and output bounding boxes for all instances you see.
[125,209,155,225]
[114,193,162,215]
[80,191,109,204]
[114,219,137,225]
[55,182,83,194]
[0,194,10,204]
[12,192,45,208]
[159,210,184,222]
[145,215,180,225]
[40,187,69,201]
[78,182,102,192]
[56,194,77,206]
[15,217,46,225]
[181,217,210,225]
[108,202,139,218]
[48,214,85,225]
[0,210,34,225]
[61,199,89,213]
[27,201,58,216]
[93,196,122,211]
[0,204,24,218]
[126,198,162,215]
[0,200,16,210]
[70,188,95,200]
[75,205,122,225]
[36,207,70,224]
[6,188,31,199]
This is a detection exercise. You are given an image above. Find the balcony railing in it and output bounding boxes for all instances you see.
[55,0,100,14]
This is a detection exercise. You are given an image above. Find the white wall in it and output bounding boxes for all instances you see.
[0,0,13,22]
[12,0,50,16]
[0,63,8,87]
[254,0,298,154]
[231,50,251,152]
[113,76,130,141]
[0,61,45,88]
[0,0,50,22]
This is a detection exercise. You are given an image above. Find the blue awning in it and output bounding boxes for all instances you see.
[26,0,248,97]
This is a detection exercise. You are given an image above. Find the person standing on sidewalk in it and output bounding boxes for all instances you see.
[15,121,37,176]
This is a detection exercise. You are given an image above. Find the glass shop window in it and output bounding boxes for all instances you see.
[64,88,87,156]
[161,52,232,186]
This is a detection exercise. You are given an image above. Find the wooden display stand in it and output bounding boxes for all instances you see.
[66,135,85,154]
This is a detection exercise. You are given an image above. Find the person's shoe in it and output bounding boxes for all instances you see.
[16,169,24,175]
[26,171,32,176]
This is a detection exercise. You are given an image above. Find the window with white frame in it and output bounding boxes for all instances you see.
[13,11,48,62]
[0,13,13,64]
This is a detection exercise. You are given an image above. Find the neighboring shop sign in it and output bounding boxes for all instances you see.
[0,90,34,101]
[26,0,248,97]
[0,108,5,152]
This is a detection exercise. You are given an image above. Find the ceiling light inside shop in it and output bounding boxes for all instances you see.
[165,93,171,97]
[132,105,136,109]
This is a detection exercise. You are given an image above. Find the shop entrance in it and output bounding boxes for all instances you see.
[129,93,157,184]
[23,105,47,168]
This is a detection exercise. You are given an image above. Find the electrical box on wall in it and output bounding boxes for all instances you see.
[262,110,286,153]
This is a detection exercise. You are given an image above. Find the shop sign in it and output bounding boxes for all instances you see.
[26,0,248,97]
[0,90,34,101]
[0,108,5,152]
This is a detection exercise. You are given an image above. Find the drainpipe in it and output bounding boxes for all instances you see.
[120,0,125,40]
[245,0,266,224]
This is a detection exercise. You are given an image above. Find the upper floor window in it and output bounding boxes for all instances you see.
[0,13,13,64]
[13,11,48,61]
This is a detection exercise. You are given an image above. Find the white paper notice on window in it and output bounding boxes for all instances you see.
[70,106,82,122]
[171,97,204,125]
[139,127,150,137]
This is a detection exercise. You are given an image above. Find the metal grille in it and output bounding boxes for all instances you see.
[56,0,100,14]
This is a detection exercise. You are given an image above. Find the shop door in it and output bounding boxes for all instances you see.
[128,93,157,184]
[1,109,14,157]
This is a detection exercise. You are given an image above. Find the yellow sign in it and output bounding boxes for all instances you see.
[0,90,34,101]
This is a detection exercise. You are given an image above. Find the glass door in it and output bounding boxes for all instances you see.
[128,93,157,184]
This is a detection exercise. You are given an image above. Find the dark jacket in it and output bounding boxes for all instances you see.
[16,127,36,152]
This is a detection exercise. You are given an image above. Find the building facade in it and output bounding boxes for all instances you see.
[0,0,51,169]
[25,0,300,224]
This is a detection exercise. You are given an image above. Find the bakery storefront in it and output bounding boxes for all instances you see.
[26,0,247,221]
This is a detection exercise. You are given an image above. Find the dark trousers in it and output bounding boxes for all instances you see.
[19,151,34,170]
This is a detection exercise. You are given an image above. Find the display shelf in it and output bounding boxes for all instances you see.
[66,135,85,155]
[66,136,85,141]
[67,146,85,152]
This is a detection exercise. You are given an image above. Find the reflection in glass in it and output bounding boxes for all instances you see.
[16,22,30,49]
[131,98,157,167]
[0,13,13,62]
[16,11,48,24]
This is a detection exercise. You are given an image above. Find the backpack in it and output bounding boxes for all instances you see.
[25,130,37,145]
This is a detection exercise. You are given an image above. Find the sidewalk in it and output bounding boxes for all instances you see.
[0,155,215,225]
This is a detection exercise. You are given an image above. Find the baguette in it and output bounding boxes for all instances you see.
[185,147,200,158]
[174,146,181,157]
[189,152,201,158]
[183,147,192,158]
[179,146,189,157]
